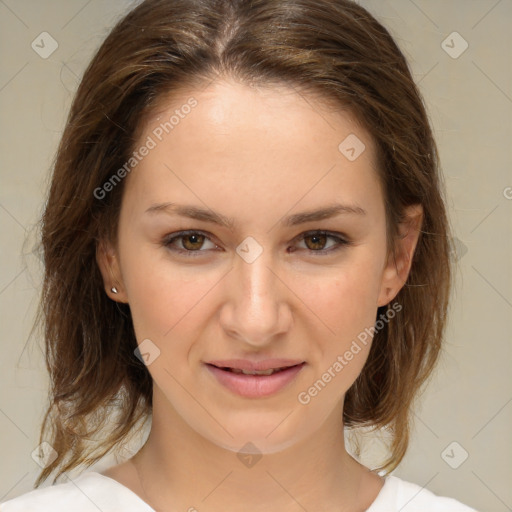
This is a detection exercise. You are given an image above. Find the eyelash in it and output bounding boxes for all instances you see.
[161,230,351,257]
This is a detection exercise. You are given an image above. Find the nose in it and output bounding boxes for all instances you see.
[219,246,292,347]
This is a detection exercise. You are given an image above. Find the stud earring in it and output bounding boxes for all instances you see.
[111,286,118,294]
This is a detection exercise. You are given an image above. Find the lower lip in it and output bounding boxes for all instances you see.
[205,363,305,398]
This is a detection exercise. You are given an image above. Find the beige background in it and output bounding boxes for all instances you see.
[0,1,511,510]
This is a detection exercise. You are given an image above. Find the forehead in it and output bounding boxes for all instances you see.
[122,78,382,222]
[143,78,369,145]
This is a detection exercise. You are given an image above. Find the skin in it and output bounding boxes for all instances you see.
[97,77,423,512]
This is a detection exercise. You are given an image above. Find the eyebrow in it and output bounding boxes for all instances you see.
[144,202,366,229]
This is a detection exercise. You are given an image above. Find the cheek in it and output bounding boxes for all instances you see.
[299,251,385,393]
[309,253,384,338]
[119,244,217,343]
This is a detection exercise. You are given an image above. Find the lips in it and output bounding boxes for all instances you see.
[205,359,306,398]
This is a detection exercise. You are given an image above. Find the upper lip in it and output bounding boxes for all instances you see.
[206,359,305,371]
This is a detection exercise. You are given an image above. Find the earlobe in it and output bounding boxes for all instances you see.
[96,239,128,303]
[377,204,423,307]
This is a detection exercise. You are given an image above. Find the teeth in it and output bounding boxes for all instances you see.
[227,367,286,376]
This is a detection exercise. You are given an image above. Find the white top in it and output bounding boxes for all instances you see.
[0,471,478,511]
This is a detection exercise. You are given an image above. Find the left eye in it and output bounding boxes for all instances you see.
[162,230,350,256]
[295,231,349,252]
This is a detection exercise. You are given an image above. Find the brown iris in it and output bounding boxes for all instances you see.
[181,233,206,250]
[303,233,328,251]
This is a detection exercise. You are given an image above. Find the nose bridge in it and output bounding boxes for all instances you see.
[239,247,274,309]
[221,242,288,345]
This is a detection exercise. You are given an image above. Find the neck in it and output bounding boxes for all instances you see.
[131,387,381,512]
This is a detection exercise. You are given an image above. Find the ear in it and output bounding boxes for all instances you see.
[377,204,423,307]
[96,238,129,304]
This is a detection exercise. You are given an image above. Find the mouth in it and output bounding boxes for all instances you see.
[204,360,306,398]
[205,358,306,374]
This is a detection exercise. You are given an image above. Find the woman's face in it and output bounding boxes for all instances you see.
[98,78,419,454]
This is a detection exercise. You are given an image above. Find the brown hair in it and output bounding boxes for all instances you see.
[31,0,452,487]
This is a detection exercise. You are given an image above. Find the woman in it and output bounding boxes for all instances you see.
[1,0,477,510]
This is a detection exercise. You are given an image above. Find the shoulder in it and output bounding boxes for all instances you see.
[0,471,153,512]
[368,475,479,512]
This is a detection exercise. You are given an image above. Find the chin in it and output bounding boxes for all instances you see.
[191,410,316,456]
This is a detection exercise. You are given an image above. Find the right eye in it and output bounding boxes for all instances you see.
[162,230,219,255]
